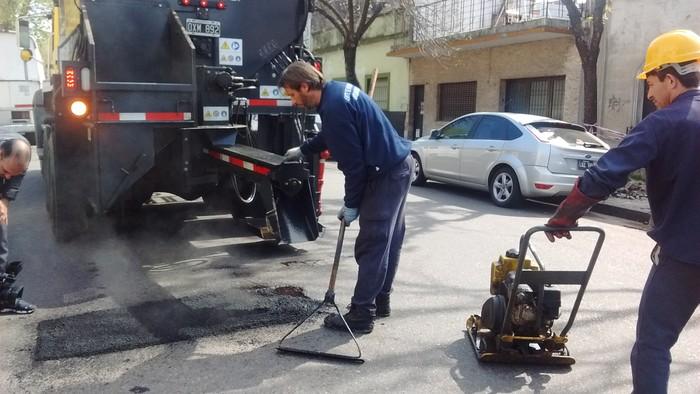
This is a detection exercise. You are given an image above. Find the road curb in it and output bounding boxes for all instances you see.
[591,202,650,224]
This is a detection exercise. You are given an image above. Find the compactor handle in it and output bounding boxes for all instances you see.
[514,225,605,337]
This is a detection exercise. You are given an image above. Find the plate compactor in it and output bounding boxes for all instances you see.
[466,226,605,365]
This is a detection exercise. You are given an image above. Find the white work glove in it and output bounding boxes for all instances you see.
[284,146,303,161]
[337,205,359,225]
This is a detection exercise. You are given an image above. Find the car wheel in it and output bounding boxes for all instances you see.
[489,167,523,208]
[411,152,427,186]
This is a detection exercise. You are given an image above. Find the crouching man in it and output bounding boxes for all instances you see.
[0,138,34,314]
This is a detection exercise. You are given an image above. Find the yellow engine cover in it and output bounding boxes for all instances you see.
[490,254,538,295]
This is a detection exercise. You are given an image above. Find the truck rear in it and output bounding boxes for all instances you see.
[37,0,325,243]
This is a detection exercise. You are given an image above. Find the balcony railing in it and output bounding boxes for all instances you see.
[413,0,570,41]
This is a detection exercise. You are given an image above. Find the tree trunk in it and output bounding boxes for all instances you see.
[343,43,361,87]
[581,58,598,126]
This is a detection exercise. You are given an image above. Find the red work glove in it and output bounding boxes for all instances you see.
[545,179,601,242]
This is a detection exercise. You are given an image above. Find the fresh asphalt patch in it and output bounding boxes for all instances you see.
[34,290,321,361]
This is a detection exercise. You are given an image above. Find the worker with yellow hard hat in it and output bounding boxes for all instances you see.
[545,29,700,393]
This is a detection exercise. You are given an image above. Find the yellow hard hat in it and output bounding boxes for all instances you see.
[637,29,700,79]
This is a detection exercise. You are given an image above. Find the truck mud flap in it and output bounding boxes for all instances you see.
[205,145,320,244]
[276,181,319,243]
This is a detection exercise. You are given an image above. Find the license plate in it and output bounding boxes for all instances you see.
[186,18,221,37]
[577,159,595,170]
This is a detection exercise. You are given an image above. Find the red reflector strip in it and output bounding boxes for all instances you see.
[98,112,192,121]
[249,99,292,107]
[145,112,189,121]
[14,104,33,108]
[98,112,119,121]
[534,183,554,190]
[204,149,270,176]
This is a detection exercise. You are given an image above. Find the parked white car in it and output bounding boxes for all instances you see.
[410,112,609,207]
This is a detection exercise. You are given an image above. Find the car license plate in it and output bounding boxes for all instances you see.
[186,18,221,37]
[577,159,595,170]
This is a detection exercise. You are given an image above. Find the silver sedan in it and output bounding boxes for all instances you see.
[410,112,609,207]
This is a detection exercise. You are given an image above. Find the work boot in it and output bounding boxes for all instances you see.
[5,261,23,278]
[324,304,374,334]
[0,282,35,315]
[0,297,35,314]
[375,293,391,318]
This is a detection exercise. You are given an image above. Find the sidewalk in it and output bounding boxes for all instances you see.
[592,195,651,224]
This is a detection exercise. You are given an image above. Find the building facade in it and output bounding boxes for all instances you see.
[390,0,581,139]
[598,0,700,135]
[310,1,700,141]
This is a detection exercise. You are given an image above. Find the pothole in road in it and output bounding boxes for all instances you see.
[249,285,309,299]
[280,259,320,267]
[272,286,306,298]
[34,291,319,361]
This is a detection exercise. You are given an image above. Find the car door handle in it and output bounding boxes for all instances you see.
[487,146,497,152]
[450,145,459,149]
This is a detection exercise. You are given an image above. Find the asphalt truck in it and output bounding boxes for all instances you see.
[24,0,326,243]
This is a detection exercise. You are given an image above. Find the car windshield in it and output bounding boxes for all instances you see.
[526,122,605,148]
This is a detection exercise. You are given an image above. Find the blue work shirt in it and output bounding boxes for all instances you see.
[580,89,700,265]
[300,81,411,208]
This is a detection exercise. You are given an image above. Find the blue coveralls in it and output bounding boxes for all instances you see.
[579,89,700,394]
[0,162,24,275]
[300,81,412,312]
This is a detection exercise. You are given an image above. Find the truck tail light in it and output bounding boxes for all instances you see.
[64,66,77,91]
[70,99,88,117]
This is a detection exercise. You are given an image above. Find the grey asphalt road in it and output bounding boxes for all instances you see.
[0,157,698,393]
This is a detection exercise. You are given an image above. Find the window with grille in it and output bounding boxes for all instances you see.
[438,81,477,121]
[504,76,565,119]
[366,74,390,110]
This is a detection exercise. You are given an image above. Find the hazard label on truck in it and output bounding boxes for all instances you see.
[259,85,288,99]
[219,38,243,66]
[203,106,229,122]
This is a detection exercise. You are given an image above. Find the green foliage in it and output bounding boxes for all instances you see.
[0,0,52,32]
[0,0,52,69]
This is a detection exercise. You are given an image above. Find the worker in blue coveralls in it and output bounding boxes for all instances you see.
[545,30,700,394]
[0,138,34,314]
[280,61,412,334]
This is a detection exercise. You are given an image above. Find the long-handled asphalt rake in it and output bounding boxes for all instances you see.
[277,219,364,364]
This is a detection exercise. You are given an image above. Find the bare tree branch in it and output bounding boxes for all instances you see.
[317,0,350,37]
[561,0,609,124]
[398,0,455,58]
[356,2,385,40]
[312,1,390,86]
[560,0,589,61]
[589,0,607,60]
[348,0,355,34]
[357,0,371,34]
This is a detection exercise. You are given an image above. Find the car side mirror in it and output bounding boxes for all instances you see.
[430,129,441,139]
